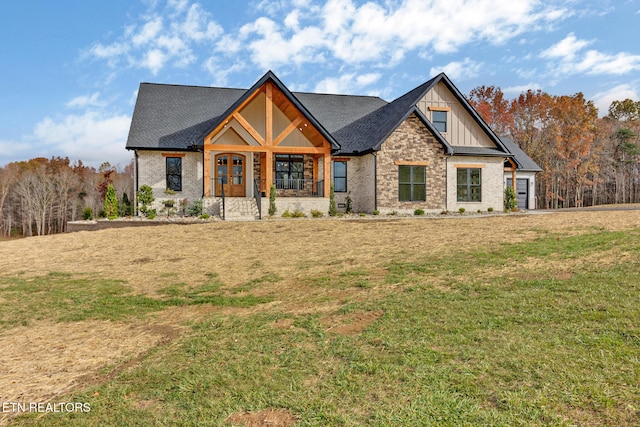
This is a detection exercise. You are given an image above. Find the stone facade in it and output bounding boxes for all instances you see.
[375,114,447,214]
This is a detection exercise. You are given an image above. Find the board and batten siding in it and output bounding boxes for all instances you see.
[417,81,495,149]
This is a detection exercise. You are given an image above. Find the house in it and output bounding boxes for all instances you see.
[126,71,539,219]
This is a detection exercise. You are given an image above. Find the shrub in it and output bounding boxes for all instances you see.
[414,209,425,216]
[137,185,154,216]
[477,209,482,214]
[146,209,157,220]
[488,207,494,212]
[82,207,93,221]
[293,210,306,218]
[186,199,204,217]
[328,184,338,216]
[268,184,277,216]
[199,213,210,220]
[372,210,380,216]
[282,209,293,218]
[459,207,466,214]
[504,186,517,212]
[310,209,324,218]
[104,184,119,219]
[345,191,353,214]
[359,212,366,217]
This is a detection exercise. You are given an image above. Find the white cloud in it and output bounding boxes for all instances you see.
[30,112,132,167]
[87,0,223,75]
[430,59,482,81]
[65,92,107,109]
[541,33,640,77]
[592,84,640,116]
[503,83,542,95]
[220,0,568,70]
[313,72,382,94]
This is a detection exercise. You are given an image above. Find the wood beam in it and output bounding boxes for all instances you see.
[204,150,211,197]
[323,154,331,197]
[265,152,273,198]
[232,112,265,146]
[273,116,304,146]
[266,82,273,145]
[204,144,330,154]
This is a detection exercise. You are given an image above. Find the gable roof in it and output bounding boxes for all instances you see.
[126,71,511,159]
[193,70,341,150]
[500,136,543,172]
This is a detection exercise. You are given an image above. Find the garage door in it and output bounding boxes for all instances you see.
[506,178,529,209]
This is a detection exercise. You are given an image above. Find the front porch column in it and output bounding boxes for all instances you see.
[265,152,273,196]
[323,154,331,197]
[204,150,211,196]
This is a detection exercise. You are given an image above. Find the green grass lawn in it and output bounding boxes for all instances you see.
[3,228,640,426]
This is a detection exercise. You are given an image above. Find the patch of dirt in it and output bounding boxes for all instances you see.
[0,320,181,426]
[225,409,296,427]
[322,310,385,335]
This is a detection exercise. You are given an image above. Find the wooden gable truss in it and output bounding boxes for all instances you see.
[203,81,333,197]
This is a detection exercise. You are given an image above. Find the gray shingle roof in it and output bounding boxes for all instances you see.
[126,71,510,159]
[499,136,543,171]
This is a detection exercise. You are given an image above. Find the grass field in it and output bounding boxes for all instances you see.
[1,211,639,426]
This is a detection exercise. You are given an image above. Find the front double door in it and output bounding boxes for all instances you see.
[215,153,246,197]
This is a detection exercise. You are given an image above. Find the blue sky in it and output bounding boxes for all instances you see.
[1,0,639,168]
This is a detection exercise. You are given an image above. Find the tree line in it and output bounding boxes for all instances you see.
[0,157,133,237]
[468,87,640,209]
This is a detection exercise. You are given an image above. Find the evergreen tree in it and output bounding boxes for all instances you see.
[104,184,119,219]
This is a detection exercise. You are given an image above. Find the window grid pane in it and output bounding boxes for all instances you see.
[398,165,426,202]
[456,168,481,202]
[166,157,182,191]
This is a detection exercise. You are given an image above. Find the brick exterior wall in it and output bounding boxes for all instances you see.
[375,114,447,214]
[136,150,203,212]
[333,155,375,213]
[447,156,504,211]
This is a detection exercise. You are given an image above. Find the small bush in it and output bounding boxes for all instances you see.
[477,209,482,214]
[199,213,210,220]
[146,209,157,220]
[268,184,277,216]
[293,210,306,218]
[359,212,366,217]
[345,191,353,214]
[282,209,293,218]
[504,186,517,212]
[186,199,204,217]
[459,207,466,214]
[488,207,494,212]
[372,210,380,216]
[414,209,425,216]
[82,207,94,221]
[328,185,338,216]
[310,209,324,218]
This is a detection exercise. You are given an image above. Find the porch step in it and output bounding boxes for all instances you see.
[207,197,260,221]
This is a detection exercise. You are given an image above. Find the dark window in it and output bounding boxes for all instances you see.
[432,110,447,133]
[398,165,426,202]
[457,168,481,202]
[166,157,182,191]
[275,154,304,181]
[334,161,347,192]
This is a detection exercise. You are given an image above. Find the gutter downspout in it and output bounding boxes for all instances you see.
[372,152,377,212]
[134,150,139,217]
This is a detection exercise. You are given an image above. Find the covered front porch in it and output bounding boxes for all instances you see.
[205,151,329,199]
[200,77,336,201]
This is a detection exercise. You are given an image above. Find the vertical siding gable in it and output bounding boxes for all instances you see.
[417,81,496,149]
